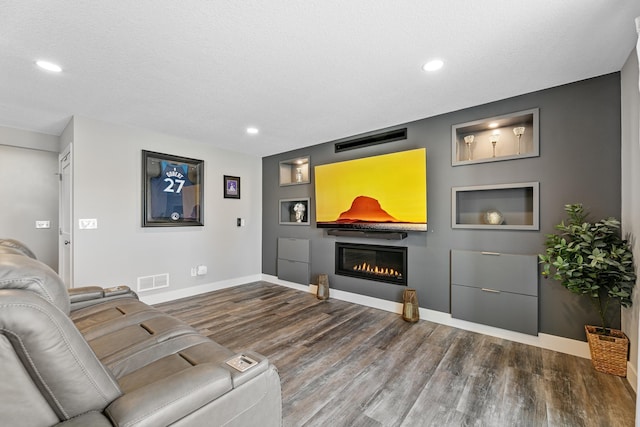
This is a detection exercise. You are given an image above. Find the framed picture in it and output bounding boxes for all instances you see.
[224,175,241,199]
[142,150,203,227]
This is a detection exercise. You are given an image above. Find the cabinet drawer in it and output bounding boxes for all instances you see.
[451,284,538,335]
[277,259,310,285]
[451,250,537,296]
[277,238,310,263]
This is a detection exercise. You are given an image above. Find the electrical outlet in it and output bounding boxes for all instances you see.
[190,267,197,277]
[197,265,207,275]
[35,220,50,229]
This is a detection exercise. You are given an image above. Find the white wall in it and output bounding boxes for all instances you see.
[59,117,74,152]
[621,45,640,392]
[69,116,262,299]
[0,126,59,269]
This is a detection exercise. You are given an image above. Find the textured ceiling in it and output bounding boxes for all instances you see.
[1,1,639,157]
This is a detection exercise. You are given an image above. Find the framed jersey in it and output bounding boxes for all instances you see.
[142,150,204,227]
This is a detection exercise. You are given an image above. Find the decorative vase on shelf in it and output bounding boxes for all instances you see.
[484,209,504,225]
[293,202,306,222]
[513,126,526,155]
[463,135,474,161]
[295,167,303,183]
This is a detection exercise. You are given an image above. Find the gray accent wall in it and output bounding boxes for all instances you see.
[263,73,622,341]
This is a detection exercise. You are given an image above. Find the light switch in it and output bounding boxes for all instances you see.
[35,220,50,229]
[79,218,98,229]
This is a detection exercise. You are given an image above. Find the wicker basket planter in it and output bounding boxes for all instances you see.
[585,325,629,377]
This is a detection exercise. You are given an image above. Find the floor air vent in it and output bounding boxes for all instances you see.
[334,128,407,153]
[137,273,170,292]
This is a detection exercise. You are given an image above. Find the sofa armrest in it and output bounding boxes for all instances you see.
[106,364,233,427]
[69,285,138,311]
[223,350,270,388]
[68,286,105,303]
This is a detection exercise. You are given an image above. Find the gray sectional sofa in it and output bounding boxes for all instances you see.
[0,239,282,426]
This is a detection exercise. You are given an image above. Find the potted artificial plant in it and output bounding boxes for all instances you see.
[539,204,637,376]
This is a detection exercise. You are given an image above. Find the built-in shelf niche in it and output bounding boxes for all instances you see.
[279,198,310,225]
[452,108,539,166]
[452,182,539,230]
[279,156,310,186]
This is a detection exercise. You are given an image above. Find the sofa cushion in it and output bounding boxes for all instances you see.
[0,238,37,259]
[71,298,162,341]
[86,314,199,362]
[117,340,234,392]
[54,411,114,427]
[0,334,59,426]
[0,253,70,315]
[106,363,233,427]
[0,290,121,422]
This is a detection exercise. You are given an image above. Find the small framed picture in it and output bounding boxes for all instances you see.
[142,150,203,227]
[224,175,241,199]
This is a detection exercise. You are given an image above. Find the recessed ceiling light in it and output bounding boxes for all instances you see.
[246,127,259,135]
[36,60,62,73]
[422,59,443,72]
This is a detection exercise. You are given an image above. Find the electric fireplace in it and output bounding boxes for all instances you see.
[335,242,407,286]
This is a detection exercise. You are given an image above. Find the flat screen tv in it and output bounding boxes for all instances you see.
[314,148,427,232]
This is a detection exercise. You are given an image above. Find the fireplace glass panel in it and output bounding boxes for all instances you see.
[335,243,407,286]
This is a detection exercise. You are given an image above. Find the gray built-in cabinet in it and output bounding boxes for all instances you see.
[277,237,310,285]
[450,250,538,335]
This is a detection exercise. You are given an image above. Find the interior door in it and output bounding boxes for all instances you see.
[59,144,73,288]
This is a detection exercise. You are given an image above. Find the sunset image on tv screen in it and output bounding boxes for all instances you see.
[314,148,427,231]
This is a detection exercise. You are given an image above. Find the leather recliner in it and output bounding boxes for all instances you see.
[0,239,282,426]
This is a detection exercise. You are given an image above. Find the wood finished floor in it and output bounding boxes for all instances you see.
[155,282,636,427]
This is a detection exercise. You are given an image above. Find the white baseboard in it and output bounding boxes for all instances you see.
[626,362,638,393]
[140,274,262,305]
[263,274,590,360]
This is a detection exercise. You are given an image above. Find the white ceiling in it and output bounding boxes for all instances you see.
[1,1,639,157]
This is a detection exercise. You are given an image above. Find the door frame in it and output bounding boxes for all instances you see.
[59,143,73,288]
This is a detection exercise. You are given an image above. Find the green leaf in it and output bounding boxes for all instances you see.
[539,203,637,330]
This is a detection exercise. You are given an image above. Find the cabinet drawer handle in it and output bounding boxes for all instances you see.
[481,288,500,293]
[481,251,501,256]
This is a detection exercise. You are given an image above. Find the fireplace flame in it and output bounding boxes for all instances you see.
[353,262,402,279]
